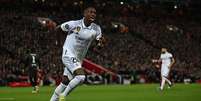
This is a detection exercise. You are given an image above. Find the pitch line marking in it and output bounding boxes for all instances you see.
[0,98,15,100]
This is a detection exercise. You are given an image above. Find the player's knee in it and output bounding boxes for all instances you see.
[75,75,86,83]
[62,76,70,85]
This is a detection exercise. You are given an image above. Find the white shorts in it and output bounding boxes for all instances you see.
[62,48,82,79]
[161,65,170,77]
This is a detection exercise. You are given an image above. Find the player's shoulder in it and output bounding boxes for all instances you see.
[91,23,101,28]
[91,23,101,31]
[167,52,173,57]
[160,53,163,58]
[61,19,81,31]
[63,19,80,25]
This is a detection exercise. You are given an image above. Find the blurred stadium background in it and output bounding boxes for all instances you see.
[0,0,201,100]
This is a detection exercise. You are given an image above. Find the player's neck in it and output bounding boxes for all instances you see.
[83,18,91,27]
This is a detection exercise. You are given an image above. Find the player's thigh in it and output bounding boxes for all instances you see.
[63,67,73,80]
[29,68,37,77]
[62,75,70,85]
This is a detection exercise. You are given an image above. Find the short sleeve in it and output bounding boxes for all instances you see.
[160,54,162,59]
[96,26,102,40]
[60,21,75,32]
[169,53,173,58]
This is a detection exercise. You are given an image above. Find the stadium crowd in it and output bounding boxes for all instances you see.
[0,0,201,86]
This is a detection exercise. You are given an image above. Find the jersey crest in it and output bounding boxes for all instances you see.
[73,26,81,34]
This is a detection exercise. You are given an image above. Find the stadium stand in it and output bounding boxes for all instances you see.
[0,0,201,86]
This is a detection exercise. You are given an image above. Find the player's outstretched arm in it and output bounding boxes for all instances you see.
[38,18,68,35]
[53,25,67,35]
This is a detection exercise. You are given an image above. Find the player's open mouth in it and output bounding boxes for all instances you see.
[90,17,95,21]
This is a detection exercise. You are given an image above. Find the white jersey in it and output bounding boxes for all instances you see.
[160,52,173,66]
[60,18,102,61]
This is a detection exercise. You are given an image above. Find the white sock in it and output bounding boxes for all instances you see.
[164,77,172,85]
[50,83,67,101]
[160,77,166,90]
[60,75,85,96]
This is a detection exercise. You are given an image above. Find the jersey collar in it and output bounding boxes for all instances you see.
[82,18,92,29]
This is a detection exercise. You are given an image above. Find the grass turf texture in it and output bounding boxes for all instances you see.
[0,84,201,101]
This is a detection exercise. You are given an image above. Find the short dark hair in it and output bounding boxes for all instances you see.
[83,6,96,14]
[84,6,96,11]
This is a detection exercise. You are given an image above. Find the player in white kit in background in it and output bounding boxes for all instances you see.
[152,48,175,91]
[50,7,103,101]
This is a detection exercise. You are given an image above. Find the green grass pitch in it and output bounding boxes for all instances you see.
[0,84,201,101]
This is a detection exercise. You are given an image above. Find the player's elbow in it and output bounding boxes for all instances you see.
[55,25,62,32]
[172,58,175,64]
